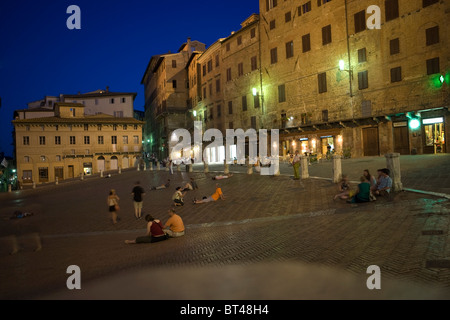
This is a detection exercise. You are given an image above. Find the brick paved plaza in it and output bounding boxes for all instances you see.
[1,155,450,300]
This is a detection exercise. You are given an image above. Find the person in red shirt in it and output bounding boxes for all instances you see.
[124,215,168,244]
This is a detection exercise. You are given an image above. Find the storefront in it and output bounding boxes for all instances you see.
[423,117,446,154]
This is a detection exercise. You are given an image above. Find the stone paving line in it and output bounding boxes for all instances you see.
[0,166,450,299]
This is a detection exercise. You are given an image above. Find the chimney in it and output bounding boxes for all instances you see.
[187,37,192,55]
[106,86,110,93]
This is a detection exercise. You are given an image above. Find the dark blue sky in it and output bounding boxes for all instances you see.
[0,0,259,157]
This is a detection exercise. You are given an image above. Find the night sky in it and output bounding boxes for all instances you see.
[0,0,259,157]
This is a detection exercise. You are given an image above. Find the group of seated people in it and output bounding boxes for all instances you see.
[125,208,185,245]
[334,168,393,203]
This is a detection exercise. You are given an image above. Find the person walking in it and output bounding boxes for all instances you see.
[107,189,120,225]
[124,215,169,244]
[292,150,301,180]
[131,181,145,219]
[164,208,185,238]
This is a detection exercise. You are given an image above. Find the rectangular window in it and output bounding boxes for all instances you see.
[303,2,312,14]
[426,57,440,75]
[98,124,102,131]
[39,136,46,145]
[23,136,30,145]
[358,71,369,90]
[322,110,329,123]
[173,80,177,88]
[285,11,292,23]
[385,0,399,22]
[123,136,128,145]
[226,43,231,52]
[302,34,311,52]
[270,20,276,30]
[251,28,256,39]
[216,79,221,93]
[266,0,278,11]
[278,84,286,103]
[121,97,126,103]
[242,96,248,111]
[84,136,90,145]
[23,170,32,182]
[322,25,332,45]
[354,10,366,33]
[426,26,439,46]
[111,136,117,145]
[238,63,244,76]
[123,125,127,131]
[390,67,402,83]
[217,105,221,118]
[286,41,294,59]
[251,116,257,129]
[172,60,177,68]
[390,38,400,55]
[237,36,242,46]
[251,56,258,71]
[113,125,117,131]
[215,55,220,67]
[203,65,207,76]
[423,0,438,8]
[209,83,213,96]
[110,98,115,104]
[358,48,367,63]
[270,47,278,64]
[84,124,89,131]
[203,87,207,99]
[98,136,104,145]
[228,101,233,115]
[24,156,30,163]
[55,136,61,145]
[226,68,232,82]
[318,72,327,93]
[207,60,213,72]
[70,136,76,145]
[114,111,124,118]
[254,95,260,108]
[133,136,139,144]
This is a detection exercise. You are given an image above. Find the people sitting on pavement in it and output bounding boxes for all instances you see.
[124,215,169,244]
[193,183,225,204]
[363,169,378,201]
[172,187,186,206]
[212,173,233,180]
[334,175,353,200]
[163,208,185,238]
[374,168,393,196]
[10,211,34,220]
[152,179,171,190]
[181,178,198,192]
[349,176,371,203]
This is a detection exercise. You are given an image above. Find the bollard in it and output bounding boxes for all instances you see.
[332,155,342,183]
[118,167,122,174]
[149,163,153,171]
[385,153,403,192]
[137,164,140,172]
[156,162,160,171]
[204,162,209,174]
[8,184,12,193]
[55,177,59,185]
[100,170,104,178]
[189,163,193,173]
[32,181,36,189]
[300,156,309,179]
[81,173,84,181]
[273,158,281,176]
[224,161,230,175]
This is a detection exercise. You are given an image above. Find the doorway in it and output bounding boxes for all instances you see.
[394,125,410,155]
[423,118,445,154]
[363,127,380,156]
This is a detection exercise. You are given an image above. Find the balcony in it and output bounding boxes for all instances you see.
[62,146,142,158]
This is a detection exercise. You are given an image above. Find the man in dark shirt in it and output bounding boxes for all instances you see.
[132,181,145,219]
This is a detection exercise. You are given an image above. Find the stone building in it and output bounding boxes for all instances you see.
[141,39,206,160]
[13,103,144,185]
[258,0,449,158]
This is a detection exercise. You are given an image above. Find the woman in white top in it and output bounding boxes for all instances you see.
[107,189,120,225]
